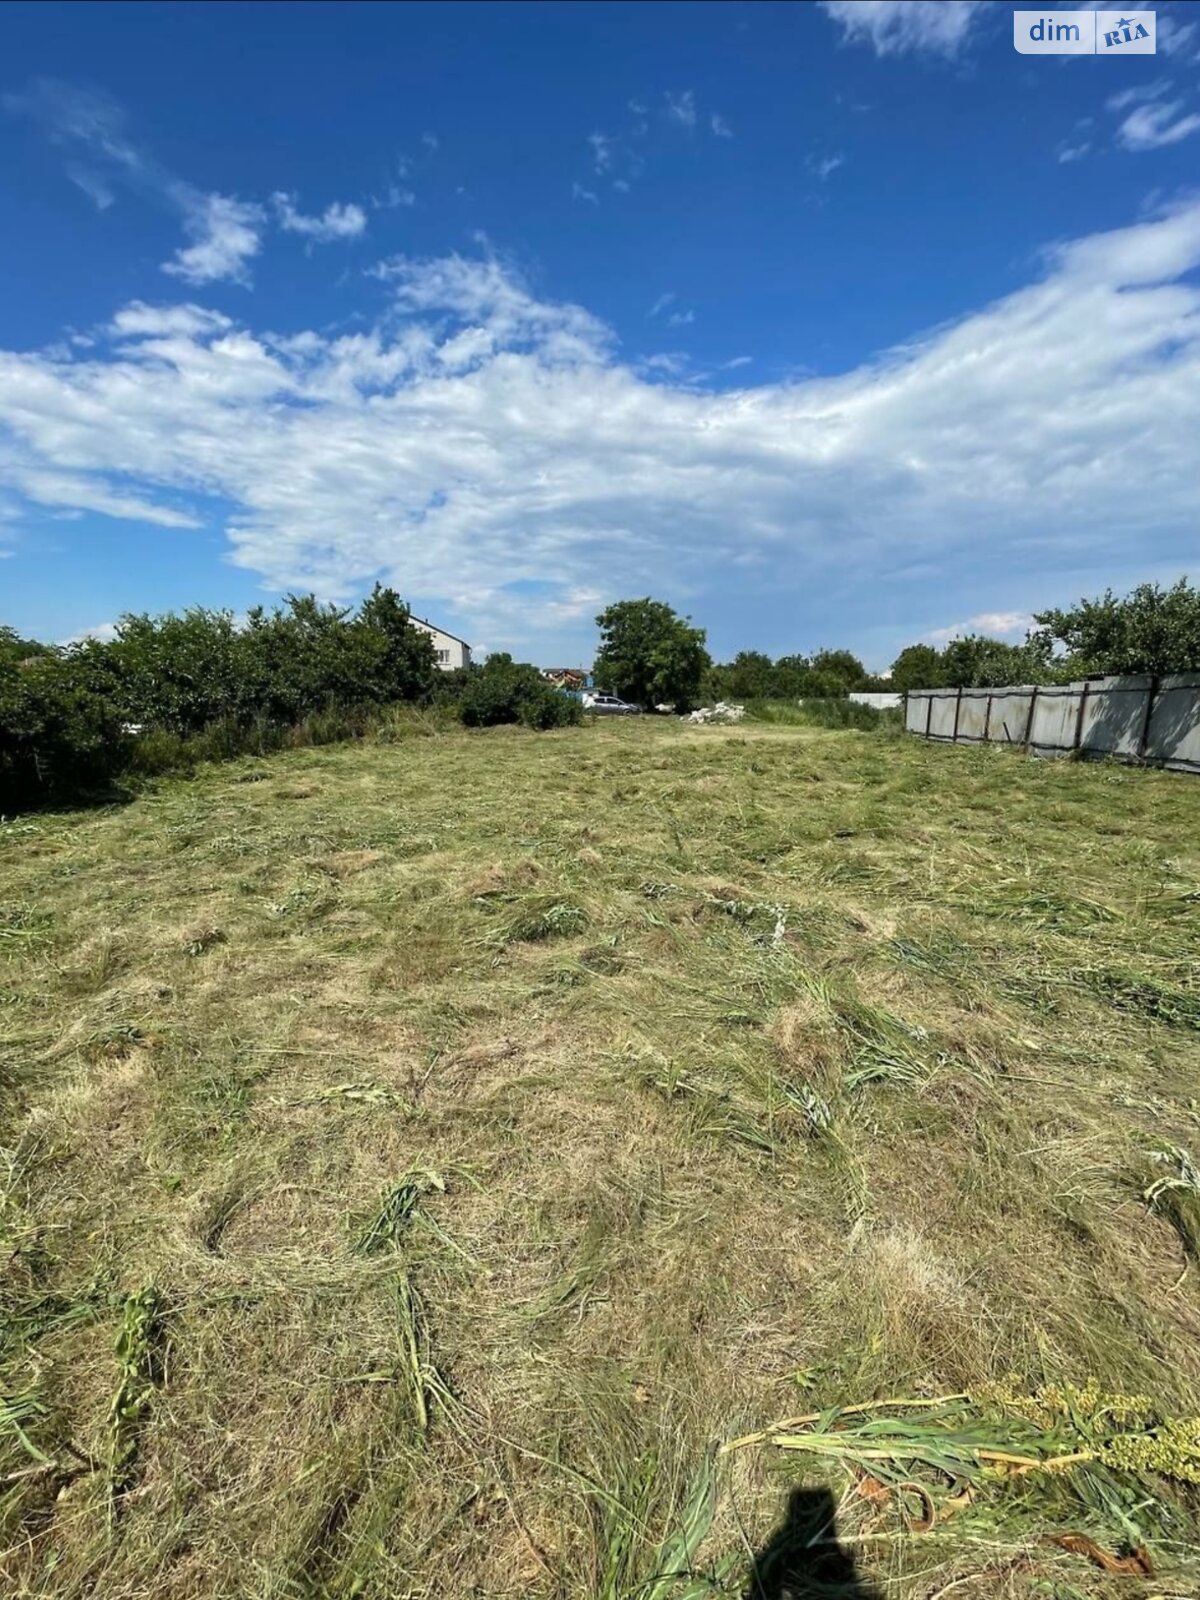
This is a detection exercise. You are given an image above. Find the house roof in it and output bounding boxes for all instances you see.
[411,616,472,649]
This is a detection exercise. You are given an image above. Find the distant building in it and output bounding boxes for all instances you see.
[540,667,593,692]
[411,618,472,671]
[848,692,901,709]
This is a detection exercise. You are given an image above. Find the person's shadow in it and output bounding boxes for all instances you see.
[744,1487,879,1600]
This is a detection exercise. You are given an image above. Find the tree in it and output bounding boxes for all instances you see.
[356,584,439,702]
[726,650,774,700]
[459,653,580,729]
[593,598,710,711]
[0,627,51,667]
[938,634,1051,689]
[888,645,946,693]
[1031,579,1200,677]
[770,654,811,700]
[809,649,866,691]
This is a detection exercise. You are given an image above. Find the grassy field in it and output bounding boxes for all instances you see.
[3,718,1200,1599]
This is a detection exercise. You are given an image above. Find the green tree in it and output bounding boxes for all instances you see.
[1031,579,1200,677]
[726,650,774,699]
[0,653,128,808]
[593,598,710,711]
[0,627,51,667]
[356,584,439,702]
[459,653,580,729]
[770,654,811,699]
[810,649,866,691]
[938,634,1051,688]
[888,644,947,693]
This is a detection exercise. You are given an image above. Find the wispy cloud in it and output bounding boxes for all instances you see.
[1057,141,1091,164]
[807,153,845,181]
[667,308,695,327]
[6,77,372,284]
[571,181,599,205]
[588,131,614,173]
[648,292,676,318]
[820,0,985,58]
[1117,99,1200,151]
[1107,80,1171,114]
[929,611,1033,644]
[272,193,367,242]
[3,204,1200,650]
[710,112,733,139]
[664,90,697,128]
[1158,13,1199,59]
[4,78,269,284]
[162,193,264,286]
[62,621,119,645]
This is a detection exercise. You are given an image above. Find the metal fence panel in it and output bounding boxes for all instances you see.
[1150,673,1200,773]
[987,689,1032,743]
[905,674,1200,775]
[1030,687,1082,753]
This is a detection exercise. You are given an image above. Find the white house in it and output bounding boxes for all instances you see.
[412,617,472,671]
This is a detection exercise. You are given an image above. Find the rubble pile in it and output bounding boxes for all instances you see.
[684,702,746,724]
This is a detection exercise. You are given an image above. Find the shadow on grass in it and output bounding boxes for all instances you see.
[745,1488,878,1600]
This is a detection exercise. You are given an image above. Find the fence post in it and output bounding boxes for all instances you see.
[925,693,933,739]
[983,694,993,742]
[1022,686,1038,751]
[1073,680,1090,755]
[1137,676,1160,763]
[952,684,963,744]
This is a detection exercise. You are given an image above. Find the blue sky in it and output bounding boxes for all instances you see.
[1,0,1199,670]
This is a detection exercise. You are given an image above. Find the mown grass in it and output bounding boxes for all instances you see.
[2,719,1200,1597]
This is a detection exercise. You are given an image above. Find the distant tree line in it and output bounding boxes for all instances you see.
[592,579,1200,712]
[590,598,881,710]
[5,576,1197,811]
[889,580,1200,691]
[0,588,577,810]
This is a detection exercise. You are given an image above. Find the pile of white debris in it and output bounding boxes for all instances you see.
[684,702,746,724]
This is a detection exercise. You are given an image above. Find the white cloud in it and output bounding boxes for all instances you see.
[1,204,1200,646]
[664,90,697,128]
[5,80,268,286]
[648,292,676,318]
[667,308,695,327]
[808,153,845,181]
[63,621,119,645]
[711,113,733,138]
[1107,80,1171,113]
[373,183,416,210]
[929,612,1033,644]
[820,0,985,58]
[420,132,439,151]
[1117,100,1200,151]
[571,181,599,205]
[1157,14,1199,58]
[162,193,264,286]
[588,132,614,173]
[65,163,115,210]
[12,466,200,528]
[1057,142,1091,164]
[3,78,143,178]
[272,193,367,242]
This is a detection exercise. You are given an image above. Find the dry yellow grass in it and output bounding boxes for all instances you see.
[2,718,1200,1597]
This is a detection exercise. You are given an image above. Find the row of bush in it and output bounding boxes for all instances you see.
[0,593,579,811]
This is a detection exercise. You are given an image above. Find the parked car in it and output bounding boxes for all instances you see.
[582,691,642,715]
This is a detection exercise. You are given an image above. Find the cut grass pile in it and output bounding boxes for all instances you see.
[2,718,1200,1597]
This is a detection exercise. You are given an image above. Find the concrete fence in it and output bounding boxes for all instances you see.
[904,674,1200,775]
